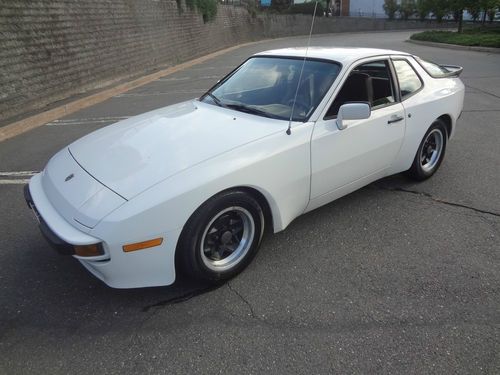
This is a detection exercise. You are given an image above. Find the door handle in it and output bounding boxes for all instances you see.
[388,115,404,124]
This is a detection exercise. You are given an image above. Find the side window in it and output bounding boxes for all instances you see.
[325,60,395,119]
[393,59,423,99]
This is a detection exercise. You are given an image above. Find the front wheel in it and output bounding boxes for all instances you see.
[406,119,448,181]
[177,190,264,283]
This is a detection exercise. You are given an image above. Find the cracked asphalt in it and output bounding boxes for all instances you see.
[0,30,499,374]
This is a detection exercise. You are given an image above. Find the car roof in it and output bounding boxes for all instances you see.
[254,47,411,65]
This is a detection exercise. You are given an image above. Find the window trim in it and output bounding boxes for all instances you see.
[322,57,400,121]
[368,60,400,111]
[200,55,343,123]
[391,57,425,102]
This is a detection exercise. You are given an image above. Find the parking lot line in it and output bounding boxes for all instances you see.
[0,40,264,143]
[46,117,129,126]
[0,179,30,184]
[0,171,37,184]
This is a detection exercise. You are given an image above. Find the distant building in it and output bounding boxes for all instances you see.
[292,0,351,16]
[349,0,475,19]
[349,0,385,17]
[326,0,351,16]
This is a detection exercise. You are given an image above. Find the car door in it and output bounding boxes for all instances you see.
[309,58,405,205]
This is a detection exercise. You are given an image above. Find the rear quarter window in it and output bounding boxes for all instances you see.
[414,57,450,78]
[393,59,423,100]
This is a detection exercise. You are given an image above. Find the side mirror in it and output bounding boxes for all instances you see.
[336,102,371,130]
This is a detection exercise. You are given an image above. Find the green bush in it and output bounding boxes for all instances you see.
[411,30,500,48]
[288,2,325,16]
[196,0,218,22]
[271,0,291,12]
[178,0,218,23]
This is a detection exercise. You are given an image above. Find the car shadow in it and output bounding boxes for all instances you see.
[3,173,418,333]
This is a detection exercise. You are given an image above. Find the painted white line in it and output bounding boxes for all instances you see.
[0,179,30,185]
[188,66,234,71]
[50,116,128,122]
[156,77,191,81]
[156,76,220,82]
[0,171,38,177]
[46,116,129,126]
[115,90,204,97]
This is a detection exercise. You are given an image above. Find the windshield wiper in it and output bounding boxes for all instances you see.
[225,104,282,120]
[205,92,226,108]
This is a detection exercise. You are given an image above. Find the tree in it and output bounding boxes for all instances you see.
[449,0,467,32]
[271,0,291,12]
[449,0,483,32]
[428,0,451,22]
[479,0,500,23]
[383,0,399,20]
[399,0,416,20]
[467,1,481,22]
[415,0,432,21]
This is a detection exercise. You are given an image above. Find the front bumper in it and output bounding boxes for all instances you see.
[24,184,76,255]
[25,173,180,288]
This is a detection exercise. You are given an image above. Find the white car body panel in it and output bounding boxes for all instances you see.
[27,47,465,288]
[388,58,465,173]
[28,174,101,245]
[41,149,126,229]
[69,101,290,200]
[310,103,405,201]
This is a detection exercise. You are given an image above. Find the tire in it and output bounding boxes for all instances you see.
[176,190,264,283]
[406,119,448,181]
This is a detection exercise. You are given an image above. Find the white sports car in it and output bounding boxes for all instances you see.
[25,47,464,288]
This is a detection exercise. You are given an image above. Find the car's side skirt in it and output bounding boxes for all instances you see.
[303,167,389,214]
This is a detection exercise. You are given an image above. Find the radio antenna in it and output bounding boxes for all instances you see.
[286,1,318,135]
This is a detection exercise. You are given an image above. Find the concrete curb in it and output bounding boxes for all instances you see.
[0,40,263,143]
[406,39,500,54]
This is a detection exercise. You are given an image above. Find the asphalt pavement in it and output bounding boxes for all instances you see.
[0,30,499,374]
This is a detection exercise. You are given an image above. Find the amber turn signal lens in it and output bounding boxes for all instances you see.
[122,238,163,252]
[74,243,104,257]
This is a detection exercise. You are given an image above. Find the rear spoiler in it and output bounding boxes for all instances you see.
[440,65,463,77]
[412,56,464,78]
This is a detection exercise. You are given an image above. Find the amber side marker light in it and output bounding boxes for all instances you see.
[123,238,163,253]
[74,243,104,257]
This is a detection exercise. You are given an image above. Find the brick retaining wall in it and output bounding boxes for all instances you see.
[0,1,453,124]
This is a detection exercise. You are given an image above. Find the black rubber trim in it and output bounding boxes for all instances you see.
[39,220,76,255]
[24,184,75,255]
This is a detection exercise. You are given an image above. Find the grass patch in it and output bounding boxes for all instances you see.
[410,28,500,48]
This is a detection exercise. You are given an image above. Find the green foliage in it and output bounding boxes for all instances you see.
[288,2,325,16]
[410,29,500,47]
[246,0,259,18]
[176,0,218,23]
[399,0,416,20]
[271,0,292,12]
[415,0,432,21]
[195,0,218,22]
[383,0,399,20]
[428,0,450,22]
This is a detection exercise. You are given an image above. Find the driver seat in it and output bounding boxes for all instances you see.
[327,73,373,118]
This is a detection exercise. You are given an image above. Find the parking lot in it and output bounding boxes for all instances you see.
[0,30,499,374]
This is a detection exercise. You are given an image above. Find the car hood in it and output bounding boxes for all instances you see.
[69,101,285,199]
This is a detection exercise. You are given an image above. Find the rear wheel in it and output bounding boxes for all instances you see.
[406,119,448,181]
[177,190,264,283]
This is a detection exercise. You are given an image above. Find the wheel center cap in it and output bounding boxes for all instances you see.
[221,231,232,244]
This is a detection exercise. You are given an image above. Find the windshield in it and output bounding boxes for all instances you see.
[201,56,341,122]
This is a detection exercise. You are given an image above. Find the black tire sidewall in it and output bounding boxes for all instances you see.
[177,191,263,283]
[408,120,448,181]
